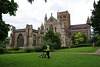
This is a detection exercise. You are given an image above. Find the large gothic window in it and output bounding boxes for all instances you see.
[49,25,53,30]
[17,34,24,47]
[33,34,36,46]
[55,27,56,32]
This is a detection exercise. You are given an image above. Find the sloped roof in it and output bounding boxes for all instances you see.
[47,16,57,22]
[70,24,89,30]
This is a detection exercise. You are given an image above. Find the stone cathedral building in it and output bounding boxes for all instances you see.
[9,11,91,48]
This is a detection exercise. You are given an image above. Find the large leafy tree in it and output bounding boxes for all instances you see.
[90,0,100,45]
[90,0,100,35]
[71,32,87,45]
[43,30,61,49]
[0,0,18,42]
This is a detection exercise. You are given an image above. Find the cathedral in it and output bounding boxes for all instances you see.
[9,11,91,48]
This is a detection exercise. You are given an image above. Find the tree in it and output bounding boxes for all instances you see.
[90,0,100,35]
[71,33,76,45]
[43,30,61,49]
[97,35,100,45]
[89,31,98,44]
[27,0,47,4]
[90,0,100,45]
[0,0,18,42]
[3,37,10,45]
[71,32,87,46]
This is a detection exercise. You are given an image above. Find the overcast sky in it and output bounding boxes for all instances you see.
[3,0,99,30]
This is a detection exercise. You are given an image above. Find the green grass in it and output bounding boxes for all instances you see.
[0,52,100,67]
[56,46,100,53]
[0,47,100,67]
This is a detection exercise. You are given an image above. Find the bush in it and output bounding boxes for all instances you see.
[41,40,57,50]
[43,30,61,49]
[61,47,69,49]
[33,46,41,52]
[50,49,55,52]
[0,44,6,48]
[71,43,92,48]
[0,48,6,54]
[23,47,33,53]
[41,45,47,51]
[10,50,24,54]
[13,46,20,51]
[5,49,11,54]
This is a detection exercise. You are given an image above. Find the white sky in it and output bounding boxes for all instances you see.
[2,0,99,31]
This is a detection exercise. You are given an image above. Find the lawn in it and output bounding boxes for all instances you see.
[0,47,100,67]
[0,53,100,67]
[56,46,100,53]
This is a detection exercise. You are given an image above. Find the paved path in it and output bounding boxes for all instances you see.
[54,49,100,55]
[78,49,100,55]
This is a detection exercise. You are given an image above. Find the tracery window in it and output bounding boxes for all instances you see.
[17,34,24,47]
[49,25,53,30]
[33,34,36,46]
[55,27,56,32]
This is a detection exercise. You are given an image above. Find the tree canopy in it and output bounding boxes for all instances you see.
[0,0,18,41]
[90,0,100,35]
[90,0,100,45]
[43,30,61,49]
[71,32,87,45]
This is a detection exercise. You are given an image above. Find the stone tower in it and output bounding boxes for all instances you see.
[58,11,70,28]
[44,12,71,47]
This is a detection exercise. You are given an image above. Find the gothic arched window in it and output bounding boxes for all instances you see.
[17,34,24,47]
[33,34,36,46]
[55,27,56,32]
[49,25,53,30]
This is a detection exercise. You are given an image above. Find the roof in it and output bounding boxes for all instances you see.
[47,16,57,22]
[70,24,89,30]
[59,11,68,14]
[15,28,38,33]
[15,29,25,32]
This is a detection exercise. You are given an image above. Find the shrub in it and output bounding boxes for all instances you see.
[41,40,57,50]
[41,45,47,51]
[50,49,55,52]
[33,46,41,52]
[71,43,93,48]
[43,30,61,49]
[5,49,11,54]
[13,46,20,51]
[10,50,24,54]
[0,48,6,54]
[23,47,33,53]
[71,32,87,46]
[0,44,6,48]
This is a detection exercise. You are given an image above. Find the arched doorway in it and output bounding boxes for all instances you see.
[17,34,24,47]
[33,34,36,46]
